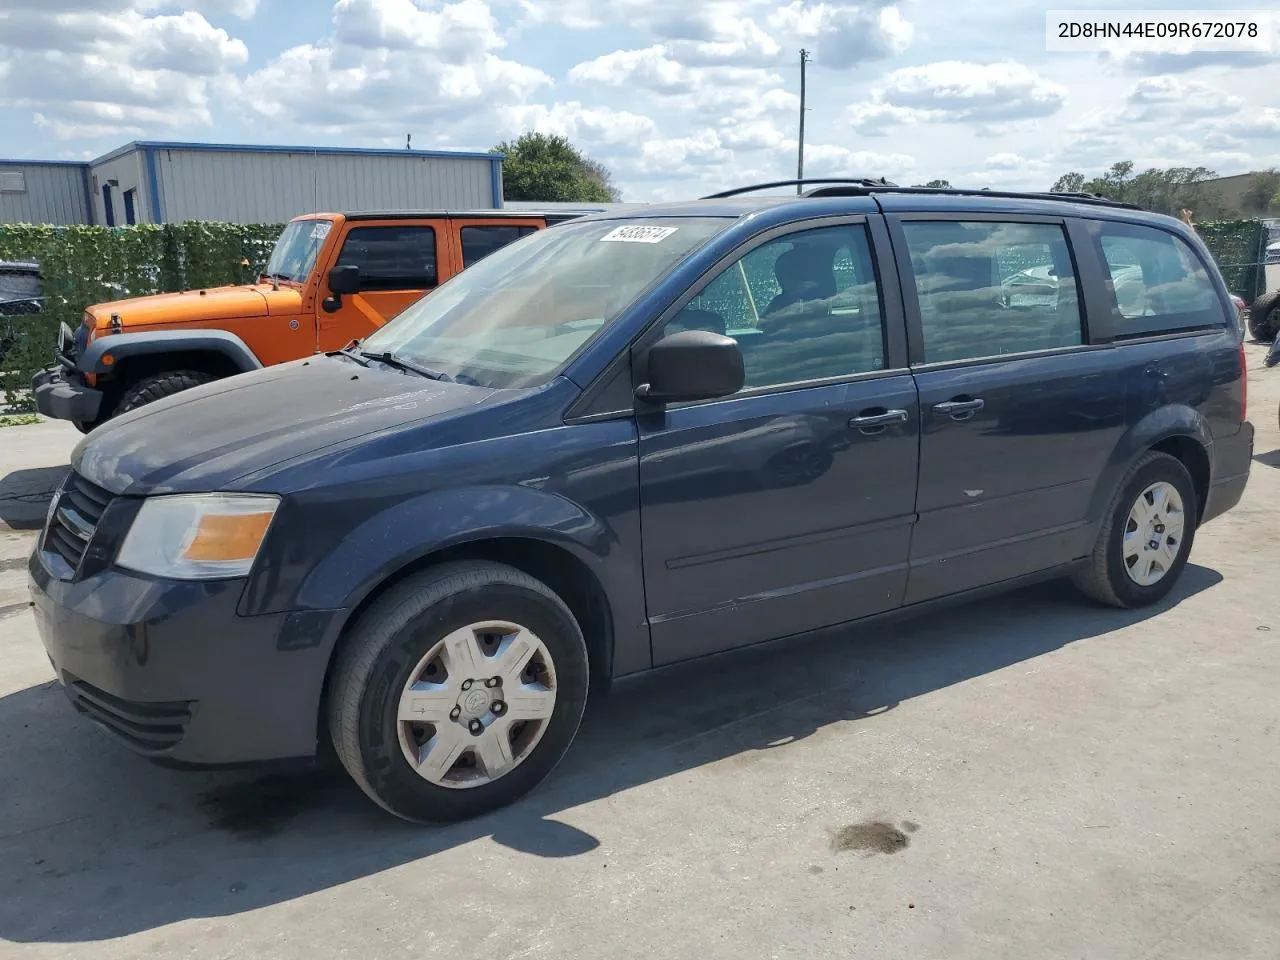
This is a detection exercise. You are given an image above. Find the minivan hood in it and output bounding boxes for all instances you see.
[85,284,300,327]
[73,357,497,494]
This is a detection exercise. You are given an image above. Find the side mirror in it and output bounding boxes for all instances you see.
[328,265,361,295]
[635,329,745,404]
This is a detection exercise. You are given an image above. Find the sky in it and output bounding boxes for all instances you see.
[1,0,1278,202]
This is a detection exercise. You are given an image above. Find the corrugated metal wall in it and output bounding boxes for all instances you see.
[88,152,148,226]
[154,149,496,223]
[0,163,91,225]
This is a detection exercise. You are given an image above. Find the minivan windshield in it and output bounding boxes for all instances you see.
[357,217,728,388]
[264,219,332,284]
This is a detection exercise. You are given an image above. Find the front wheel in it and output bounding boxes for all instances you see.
[116,370,214,415]
[1072,452,1197,608]
[327,561,590,823]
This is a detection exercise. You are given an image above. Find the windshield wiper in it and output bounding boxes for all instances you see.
[358,350,455,383]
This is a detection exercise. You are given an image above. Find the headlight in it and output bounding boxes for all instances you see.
[116,494,280,580]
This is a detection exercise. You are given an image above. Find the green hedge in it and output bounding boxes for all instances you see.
[1197,218,1267,303]
[0,222,283,412]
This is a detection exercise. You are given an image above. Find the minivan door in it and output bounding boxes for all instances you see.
[887,214,1127,603]
[635,218,919,665]
[315,219,444,353]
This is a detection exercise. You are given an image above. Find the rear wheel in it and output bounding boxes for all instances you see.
[327,561,590,823]
[116,370,214,415]
[1072,452,1197,608]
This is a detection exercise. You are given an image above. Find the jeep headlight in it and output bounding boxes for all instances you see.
[116,494,280,580]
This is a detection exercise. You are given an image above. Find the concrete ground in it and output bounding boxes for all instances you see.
[1,346,1278,960]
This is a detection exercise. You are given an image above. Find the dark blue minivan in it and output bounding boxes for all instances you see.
[29,182,1254,822]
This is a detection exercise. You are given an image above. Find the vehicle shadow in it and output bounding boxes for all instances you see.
[0,465,67,530]
[0,564,1222,943]
[1254,448,1280,469]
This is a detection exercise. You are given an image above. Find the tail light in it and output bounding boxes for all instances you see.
[1239,342,1247,422]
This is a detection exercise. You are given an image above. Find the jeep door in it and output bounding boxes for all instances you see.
[635,217,920,664]
[315,219,445,353]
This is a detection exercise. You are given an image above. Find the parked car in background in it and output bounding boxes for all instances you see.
[0,261,43,365]
[1250,288,1280,341]
[29,181,1253,824]
[31,209,578,431]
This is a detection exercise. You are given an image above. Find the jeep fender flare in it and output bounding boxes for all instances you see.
[78,329,263,376]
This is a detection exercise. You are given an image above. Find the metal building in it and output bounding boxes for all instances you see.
[0,161,93,226]
[2,141,504,226]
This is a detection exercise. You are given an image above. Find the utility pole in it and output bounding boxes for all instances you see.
[797,48,809,195]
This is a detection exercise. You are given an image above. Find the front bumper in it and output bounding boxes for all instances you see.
[28,551,338,766]
[1203,421,1255,525]
[32,366,102,423]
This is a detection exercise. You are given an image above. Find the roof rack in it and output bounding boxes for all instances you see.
[701,178,898,199]
[702,179,1141,210]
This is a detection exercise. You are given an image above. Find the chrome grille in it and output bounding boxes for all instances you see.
[44,472,114,575]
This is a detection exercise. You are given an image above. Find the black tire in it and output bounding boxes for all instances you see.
[1248,290,1279,342]
[1072,451,1198,609]
[116,370,214,415]
[327,561,590,823]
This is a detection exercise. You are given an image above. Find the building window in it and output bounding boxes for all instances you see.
[123,189,137,226]
[335,226,438,290]
[102,185,115,227]
[0,170,26,193]
[901,220,1083,363]
[460,225,539,268]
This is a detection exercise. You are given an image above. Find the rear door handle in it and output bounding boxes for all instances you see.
[849,408,909,432]
[933,398,984,419]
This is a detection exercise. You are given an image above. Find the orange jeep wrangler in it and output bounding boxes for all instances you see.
[33,210,572,431]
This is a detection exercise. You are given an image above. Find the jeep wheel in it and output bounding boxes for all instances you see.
[1248,290,1279,342]
[116,370,215,415]
[1072,451,1197,609]
[328,561,590,823]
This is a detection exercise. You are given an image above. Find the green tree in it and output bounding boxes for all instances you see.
[1051,172,1086,193]
[1241,169,1280,215]
[1049,162,1220,216]
[492,132,619,203]
[910,179,952,188]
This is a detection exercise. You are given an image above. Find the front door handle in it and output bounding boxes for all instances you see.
[849,408,909,433]
[933,398,984,420]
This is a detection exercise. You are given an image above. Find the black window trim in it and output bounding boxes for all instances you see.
[605,214,908,414]
[459,224,540,269]
[1080,217,1231,344]
[336,223,439,291]
[884,211,1095,370]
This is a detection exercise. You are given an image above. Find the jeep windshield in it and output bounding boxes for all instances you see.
[264,219,332,285]
[356,217,728,388]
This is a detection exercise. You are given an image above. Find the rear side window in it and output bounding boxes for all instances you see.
[1096,223,1224,337]
[901,221,1083,364]
[461,225,539,268]
[336,226,437,290]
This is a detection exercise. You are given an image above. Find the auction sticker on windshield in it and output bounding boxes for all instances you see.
[600,225,679,244]
[310,222,332,240]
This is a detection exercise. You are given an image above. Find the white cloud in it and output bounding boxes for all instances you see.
[239,0,550,140]
[1124,75,1243,122]
[333,0,502,58]
[850,60,1067,134]
[783,141,915,180]
[768,1,913,68]
[498,101,657,145]
[0,4,247,137]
